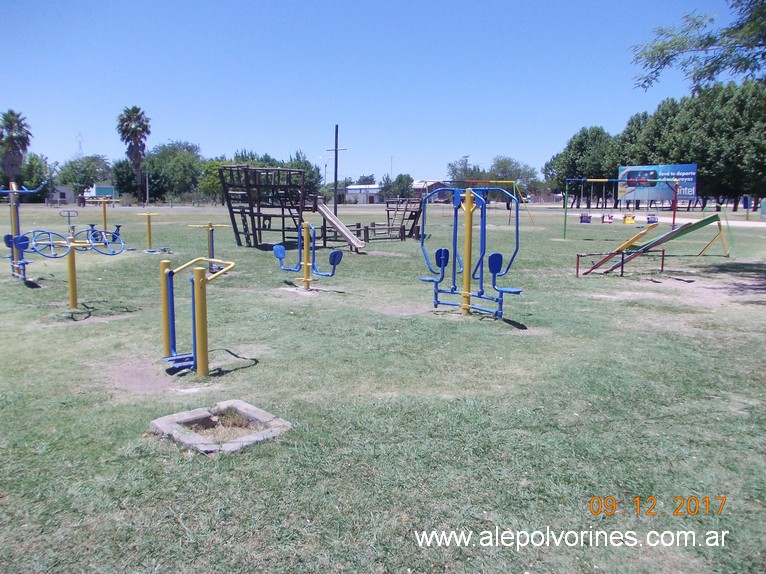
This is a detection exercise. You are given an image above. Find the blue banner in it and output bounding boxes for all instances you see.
[617,164,697,201]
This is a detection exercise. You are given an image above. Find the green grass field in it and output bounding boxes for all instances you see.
[1,203,764,573]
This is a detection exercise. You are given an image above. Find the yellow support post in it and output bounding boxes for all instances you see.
[8,182,20,278]
[461,188,474,315]
[699,221,731,257]
[301,221,311,290]
[140,212,160,250]
[100,199,107,229]
[160,259,172,357]
[67,236,78,309]
[193,267,209,377]
[86,197,119,229]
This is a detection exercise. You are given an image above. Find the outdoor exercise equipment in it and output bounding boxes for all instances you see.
[64,234,104,308]
[2,183,125,306]
[138,212,161,252]
[273,221,343,290]
[2,181,48,281]
[71,223,124,255]
[419,187,522,319]
[188,222,230,271]
[60,209,79,233]
[160,257,235,377]
[85,197,119,230]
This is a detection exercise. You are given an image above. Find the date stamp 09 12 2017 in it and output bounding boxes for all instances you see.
[589,495,727,517]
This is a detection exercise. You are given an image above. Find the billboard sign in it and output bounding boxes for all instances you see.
[617,164,697,202]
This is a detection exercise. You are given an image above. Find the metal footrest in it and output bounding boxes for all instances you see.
[162,353,195,369]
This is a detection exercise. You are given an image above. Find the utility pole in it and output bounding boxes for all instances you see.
[326,124,347,216]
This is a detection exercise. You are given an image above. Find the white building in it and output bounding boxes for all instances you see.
[84,183,116,199]
[345,184,382,204]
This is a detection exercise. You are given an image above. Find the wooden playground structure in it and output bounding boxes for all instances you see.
[219,166,317,248]
[219,165,423,252]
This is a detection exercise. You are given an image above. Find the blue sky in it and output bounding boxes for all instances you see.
[5,0,731,182]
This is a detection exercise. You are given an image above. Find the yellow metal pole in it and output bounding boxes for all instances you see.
[193,267,209,376]
[302,221,311,290]
[461,188,474,315]
[67,236,78,308]
[146,213,153,250]
[100,199,108,229]
[160,260,172,356]
[8,182,20,277]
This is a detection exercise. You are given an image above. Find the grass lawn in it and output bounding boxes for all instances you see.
[1,202,764,573]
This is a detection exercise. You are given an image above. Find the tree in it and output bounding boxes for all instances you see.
[286,150,321,196]
[199,159,226,204]
[1,109,32,186]
[446,156,487,181]
[487,156,540,193]
[380,173,414,199]
[633,0,766,89]
[543,127,614,206]
[20,153,55,202]
[631,98,683,165]
[147,141,204,201]
[112,159,137,198]
[604,112,650,170]
[58,155,111,195]
[116,106,151,201]
[675,81,766,208]
[356,174,376,184]
[393,174,414,198]
[379,173,393,199]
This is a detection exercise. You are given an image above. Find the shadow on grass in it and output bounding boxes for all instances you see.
[480,315,527,329]
[502,318,528,329]
[65,301,141,321]
[67,303,94,321]
[703,261,766,301]
[258,240,300,252]
[279,279,347,294]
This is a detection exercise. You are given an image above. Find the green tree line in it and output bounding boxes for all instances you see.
[543,80,766,209]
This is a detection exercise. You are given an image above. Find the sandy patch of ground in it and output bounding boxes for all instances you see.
[588,270,764,309]
[104,359,188,394]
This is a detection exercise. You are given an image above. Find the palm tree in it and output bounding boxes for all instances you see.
[1,109,32,186]
[116,106,151,200]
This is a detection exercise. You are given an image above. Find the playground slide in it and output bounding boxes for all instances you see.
[604,214,725,274]
[582,223,659,276]
[317,203,366,250]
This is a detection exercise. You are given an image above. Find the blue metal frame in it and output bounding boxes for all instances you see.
[419,187,522,318]
[1,183,44,281]
[162,269,196,370]
[273,223,343,279]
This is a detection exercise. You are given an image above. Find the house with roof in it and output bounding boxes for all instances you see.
[345,184,382,204]
[46,185,75,205]
[413,180,447,201]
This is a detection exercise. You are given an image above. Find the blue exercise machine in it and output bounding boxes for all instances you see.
[273,222,343,290]
[419,187,522,318]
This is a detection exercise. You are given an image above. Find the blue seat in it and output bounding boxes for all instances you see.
[420,248,449,283]
[488,252,522,295]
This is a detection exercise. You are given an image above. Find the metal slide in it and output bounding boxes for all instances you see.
[317,204,365,250]
[603,214,727,274]
[582,223,659,276]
